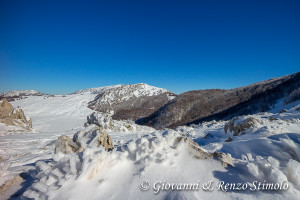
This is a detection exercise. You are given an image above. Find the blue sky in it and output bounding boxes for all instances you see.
[0,0,299,94]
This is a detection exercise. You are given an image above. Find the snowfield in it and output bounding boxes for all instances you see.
[1,94,300,199]
[10,93,97,132]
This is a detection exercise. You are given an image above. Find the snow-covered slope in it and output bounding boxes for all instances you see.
[0,90,43,98]
[0,99,300,199]
[10,93,97,132]
[90,83,175,105]
[2,100,297,200]
[8,83,175,132]
[88,83,176,120]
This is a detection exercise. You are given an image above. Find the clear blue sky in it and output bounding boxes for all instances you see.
[0,0,299,94]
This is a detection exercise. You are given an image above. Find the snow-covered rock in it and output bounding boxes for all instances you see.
[55,124,114,154]
[73,124,114,151]
[86,112,155,133]
[0,98,34,135]
[224,116,261,136]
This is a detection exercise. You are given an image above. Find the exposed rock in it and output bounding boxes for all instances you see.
[174,135,234,167]
[224,117,260,136]
[224,137,233,142]
[213,152,234,167]
[280,109,287,113]
[74,124,114,151]
[0,156,3,162]
[269,116,279,121]
[174,135,212,160]
[0,174,24,198]
[0,98,33,132]
[296,107,300,111]
[54,135,81,154]
[55,124,114,154]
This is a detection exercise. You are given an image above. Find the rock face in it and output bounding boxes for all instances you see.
[224,117,260,136]
[138,71,300,129]
[0,98,33,131]
[88,83,176,121]
[55,124,114,154]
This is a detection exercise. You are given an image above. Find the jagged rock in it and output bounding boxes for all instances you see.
[224,117,260,136]
[224,137,233,142]
[54,135,81,154]
[174,135,234,167]
[0,156,3,162]
[280,109,287,113]
[0,98,13,117]
[213,152,234,167]
[269,116,279,121]
[296,107,300,111]
[0,98,33,131]
[174,135,213,159]
[55,125,114,154]
[74,124,114,151]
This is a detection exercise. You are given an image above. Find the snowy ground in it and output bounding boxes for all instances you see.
[1,97,300,200]
[10,93,97,132]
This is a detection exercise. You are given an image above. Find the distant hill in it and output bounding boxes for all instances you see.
[137,71,300,129]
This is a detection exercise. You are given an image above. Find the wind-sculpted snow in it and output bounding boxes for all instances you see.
[22,128,300,200]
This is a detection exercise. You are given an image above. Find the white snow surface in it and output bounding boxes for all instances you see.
[0,90,42,97]
[10,93,97,132]
[1,95,300,199]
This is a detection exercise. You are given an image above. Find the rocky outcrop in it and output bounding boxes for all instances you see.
[174,135,213,160]
[175,135,234,167]
[224,117,260,136]
[54,135,81,154]
[55,124,114,154]
[73,124,114,151]
[138,71,300,129]
[88,83,176,121]
[0,98,33,132]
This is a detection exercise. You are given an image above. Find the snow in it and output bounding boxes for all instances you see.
[0,90,42,97]
[1,88,300,199]
[10,93,97,132]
